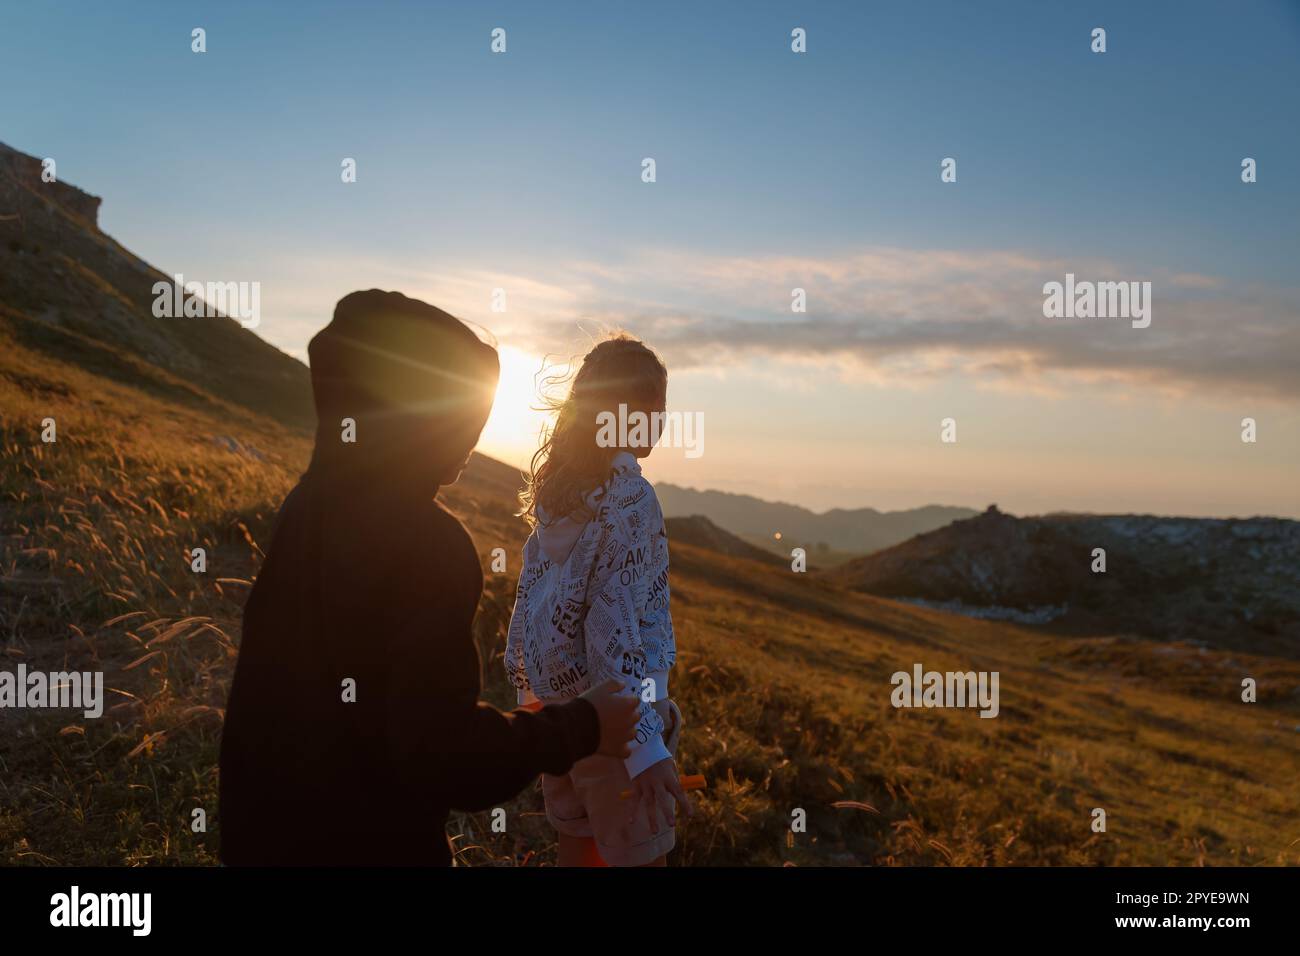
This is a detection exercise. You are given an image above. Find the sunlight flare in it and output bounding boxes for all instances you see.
[477,345,552,468]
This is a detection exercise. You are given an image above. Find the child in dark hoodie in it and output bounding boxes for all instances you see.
[218,290,638,866]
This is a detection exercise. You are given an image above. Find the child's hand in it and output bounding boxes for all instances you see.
[580,679,640,758]
[630,757,695,834]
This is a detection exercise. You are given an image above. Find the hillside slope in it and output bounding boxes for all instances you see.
[833,506,1300,659]
[664,515,785,566]
[0,141,313,429]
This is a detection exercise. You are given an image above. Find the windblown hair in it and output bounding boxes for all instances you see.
[519,333,667,528]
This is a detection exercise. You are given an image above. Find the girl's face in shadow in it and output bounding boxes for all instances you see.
[629,390,667,460]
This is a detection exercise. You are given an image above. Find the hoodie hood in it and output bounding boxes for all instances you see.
[536,452,641,565]
[305,290,499,500]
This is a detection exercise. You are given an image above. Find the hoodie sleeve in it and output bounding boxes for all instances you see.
[582,480,673,779]
[384,507,600,811]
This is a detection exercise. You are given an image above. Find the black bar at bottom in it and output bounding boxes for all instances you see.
[0,865,1284,941]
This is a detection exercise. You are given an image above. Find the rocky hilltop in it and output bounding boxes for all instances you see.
[833,505,1300,657]
[0,141,313,429]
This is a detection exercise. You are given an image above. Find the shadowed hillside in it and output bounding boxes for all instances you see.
[663,515,785,567]
[0,142,313,429]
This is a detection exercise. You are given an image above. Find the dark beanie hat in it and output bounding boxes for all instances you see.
[306,290,499,485]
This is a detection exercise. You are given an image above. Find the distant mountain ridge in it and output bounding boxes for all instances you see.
[833,505,1300,657]
[655,482,977,555]
[0,141,314,430]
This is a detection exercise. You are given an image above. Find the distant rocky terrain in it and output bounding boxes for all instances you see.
[833,505,1300,657]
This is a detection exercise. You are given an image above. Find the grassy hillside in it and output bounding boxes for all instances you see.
[0,141,314,429]
[5,322,1299,866]
[663,515,785,567]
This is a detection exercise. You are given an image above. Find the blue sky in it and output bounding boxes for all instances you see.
[3,1,1298,516]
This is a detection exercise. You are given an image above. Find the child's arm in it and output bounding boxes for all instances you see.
[384,515,601,811]
[582,491,673,779]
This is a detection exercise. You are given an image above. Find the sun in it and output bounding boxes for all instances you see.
[476,345,553,468]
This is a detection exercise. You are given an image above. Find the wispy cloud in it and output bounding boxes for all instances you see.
[269,247,1300,401]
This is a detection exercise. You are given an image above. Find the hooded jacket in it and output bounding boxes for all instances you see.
[505,452,675,779]
[218,290,599,866]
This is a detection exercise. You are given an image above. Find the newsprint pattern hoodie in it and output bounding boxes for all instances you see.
[506,452,676,778]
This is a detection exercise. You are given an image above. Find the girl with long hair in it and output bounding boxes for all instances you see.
[507,333,693,866]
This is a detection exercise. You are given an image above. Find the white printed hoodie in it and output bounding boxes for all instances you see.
[505,452,675,778]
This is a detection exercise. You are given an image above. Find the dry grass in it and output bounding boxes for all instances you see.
[1,332,303,864]
[4,327,1299,866]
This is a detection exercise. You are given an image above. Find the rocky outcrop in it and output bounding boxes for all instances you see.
[0,143,102,228]
[0,140,314,429]
[833,506,1300,657]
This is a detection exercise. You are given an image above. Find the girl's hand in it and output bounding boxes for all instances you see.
[631,758,695,834]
